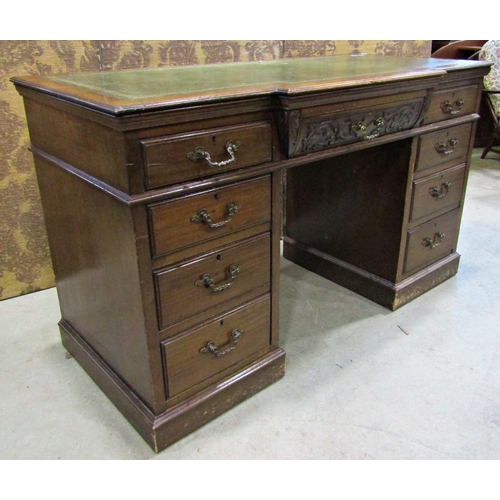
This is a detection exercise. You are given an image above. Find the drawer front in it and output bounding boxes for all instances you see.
[155,234,270,330]
[416,123,471,173]
[404,209,461,275]
[288,98,425,157]
[149,176,271,258]
[162,296,271,398]
[409,165,466,223]
[423,85,479,124]
[142,122,272,189]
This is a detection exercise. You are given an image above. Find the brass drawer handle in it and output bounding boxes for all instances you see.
[195,263,241,293]
[429,181,452,199]
[435,138,458,155]
[364,117,386,140]
[190,202,242,228]
[187,141,242,168]
[352,118,385,140]
[200,329,243,357]
[440,98,465,115]
[422,231,445,249]
[351,122,367,134]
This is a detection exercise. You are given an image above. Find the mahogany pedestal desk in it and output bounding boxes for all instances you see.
[13,56,491,452]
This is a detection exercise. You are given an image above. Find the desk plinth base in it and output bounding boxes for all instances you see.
[59,320,286,453]
[283,237,460,311]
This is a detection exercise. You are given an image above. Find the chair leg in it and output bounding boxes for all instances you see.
[481,138,495,159]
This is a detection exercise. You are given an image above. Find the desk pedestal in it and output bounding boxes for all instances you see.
[283,139,464,310]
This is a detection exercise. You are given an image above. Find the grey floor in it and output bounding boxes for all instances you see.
[1,149,500,460]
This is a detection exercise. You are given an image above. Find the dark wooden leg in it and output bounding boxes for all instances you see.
[481,138,494,159]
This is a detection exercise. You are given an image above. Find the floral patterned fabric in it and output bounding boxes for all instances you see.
[479,40,500,116]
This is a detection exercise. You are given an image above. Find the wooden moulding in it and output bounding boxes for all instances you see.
[283,237,460,311]
[59,319,285,453]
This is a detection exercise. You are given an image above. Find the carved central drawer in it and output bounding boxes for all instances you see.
[154,233,271,331]
[162,296,271,398]
[279,96,426,157]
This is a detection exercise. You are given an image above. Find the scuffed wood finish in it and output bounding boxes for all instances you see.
[60,318,285,452]
[13,56,491,451]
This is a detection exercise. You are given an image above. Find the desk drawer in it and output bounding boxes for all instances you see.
[142,122,272,189]
[155,234,270,330]
[415,123,471,173]
[148,176,271,258]
[404,209,461,275]
[287,98,425,157]
[409,164,466,223]
[162,296,271,398]
[422,85,479,124]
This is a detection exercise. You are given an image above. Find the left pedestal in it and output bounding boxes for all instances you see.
[16,89,284,452]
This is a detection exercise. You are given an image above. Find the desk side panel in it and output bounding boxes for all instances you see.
[22,97,131,194]
[33,156,158,410]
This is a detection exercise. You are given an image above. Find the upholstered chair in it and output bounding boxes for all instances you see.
[479,40,500,158]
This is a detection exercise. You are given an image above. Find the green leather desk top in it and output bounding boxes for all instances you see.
[12,55,490,115]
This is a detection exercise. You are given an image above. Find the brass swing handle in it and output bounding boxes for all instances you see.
[422,231,445,249]
[191,202,242,229]
[200,329,243,357]
[351,117,385,140]
[435,138,458,155]
[440,98,465,115]
[195,264,241,293]
[187,141,242,168]
[429,181,452,199]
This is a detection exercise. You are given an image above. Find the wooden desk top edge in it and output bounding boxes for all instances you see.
[12,56,491,116]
